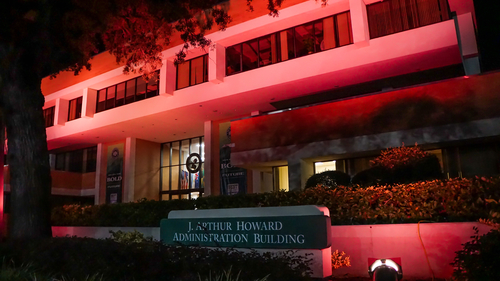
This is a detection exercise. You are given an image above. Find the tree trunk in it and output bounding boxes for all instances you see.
[1,50,52,239]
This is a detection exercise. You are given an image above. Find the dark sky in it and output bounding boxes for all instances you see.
[474,0,500,72]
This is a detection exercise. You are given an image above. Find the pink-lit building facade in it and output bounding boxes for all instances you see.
[7,0,498,206]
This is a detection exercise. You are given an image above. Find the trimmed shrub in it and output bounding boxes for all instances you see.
[305,170,351,189]
[351,166,389,186]
[52,177,500,226]
[353,145,443,186]
[0,238,312,281]
[452,228,500,280]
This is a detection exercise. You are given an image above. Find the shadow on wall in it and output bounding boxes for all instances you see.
[368,94,480,134]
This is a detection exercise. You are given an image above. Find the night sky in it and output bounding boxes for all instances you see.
[474,1,500,72]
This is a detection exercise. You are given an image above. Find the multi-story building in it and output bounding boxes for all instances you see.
[5,0,498,206]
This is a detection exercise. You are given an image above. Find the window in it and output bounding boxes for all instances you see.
[68,97,83,121]
[226,11,352,75]
[160,137,205,200]
[86,146,97,172]
[96,71,159,113]
[53,146,97,173]
[314,160,336,174]
[367,0,450,39]
[43,107,55,128]
[273,166,289,191]
[176,55,208,90]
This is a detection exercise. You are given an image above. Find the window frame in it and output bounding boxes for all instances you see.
[43,106,55,128]
[226,11,353,76]
[67,96,83,121]
[176,55,209,90]
[160,136,205,200]
[96,71,159,113]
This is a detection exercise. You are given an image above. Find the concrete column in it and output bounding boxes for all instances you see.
[124,137,136,202]
[82,88,97,118]
[349,0,370,46]
[208,42,225,84]
[287,157,315,191]
[94,143,103,205]
[159,59,168,96]
[203,121,212,196]
[252,170,262,193]
[54,98,69,126]
[163,60,176,96]
[455,13,480,75]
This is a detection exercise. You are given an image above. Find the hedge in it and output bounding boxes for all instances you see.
[0,237,311,281]
[52,177,500,227]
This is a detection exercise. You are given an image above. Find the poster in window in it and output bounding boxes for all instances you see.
[219,122,247,195]
[106,143,124,204]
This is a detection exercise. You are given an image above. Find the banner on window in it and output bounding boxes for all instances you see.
[219,122,246,195]
[106,143,124,204]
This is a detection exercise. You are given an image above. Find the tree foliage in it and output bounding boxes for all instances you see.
[0,0,290,239]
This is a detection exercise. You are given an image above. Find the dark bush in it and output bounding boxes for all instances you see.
[0,237,312,281]
[305,170,351,189]
[351,166,390,186]
[392,154,443,183]
[452,228,500,280]
[353,155,442,186]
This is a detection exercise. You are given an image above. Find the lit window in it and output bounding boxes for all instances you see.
[273,166,289,192]
[315,160,336,174]
[160,136,205,200]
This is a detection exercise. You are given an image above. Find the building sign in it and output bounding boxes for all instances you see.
[106,143,124,204]
[161,215,331,249]
[219,122,247,195]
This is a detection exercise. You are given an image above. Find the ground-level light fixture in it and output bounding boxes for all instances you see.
[368,259,403,281]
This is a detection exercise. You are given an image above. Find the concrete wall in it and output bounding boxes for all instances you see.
[331,222,493,279]
[52,221,492,279]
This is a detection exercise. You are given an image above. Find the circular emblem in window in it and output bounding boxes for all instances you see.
[186,153,201,173]
[112,148,119,158]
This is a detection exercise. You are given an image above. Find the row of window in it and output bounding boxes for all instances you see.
[96,71,159,113]
[226,11,353,75]
[41,0,450,121]
[367,0,449,39]
[53,146,97,173]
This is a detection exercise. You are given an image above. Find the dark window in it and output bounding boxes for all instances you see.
[116,82,126,107]
[85,146,98,172]
[226,11,352,75]
[68,150,84,172]
[96,71,159,113]
[241,40,259,71]
[97,89,106,112]
[43,107,55,128]
[146,72,159,98]
[176,55,209,90]
[68,96,83,121]
[367,0,450,39]
[53,146,97,173]
[55,153,66,171]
